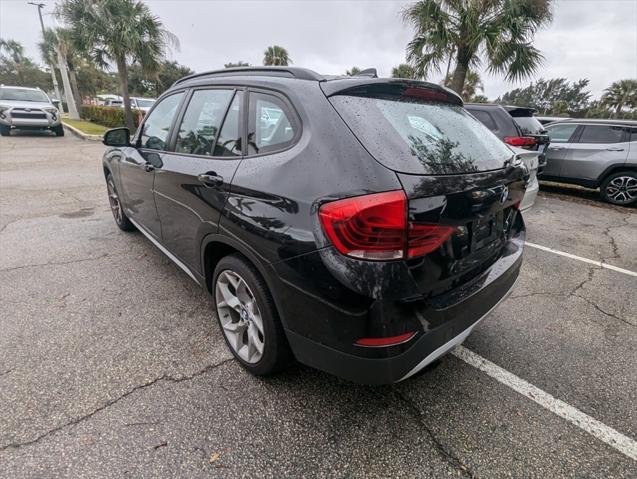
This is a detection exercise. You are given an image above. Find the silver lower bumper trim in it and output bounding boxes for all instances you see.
[398,277,518,382]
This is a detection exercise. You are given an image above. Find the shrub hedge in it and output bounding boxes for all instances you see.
[80,105,146,129]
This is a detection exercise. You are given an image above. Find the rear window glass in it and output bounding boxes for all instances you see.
[513,116,545,135]
[330,95,512,175]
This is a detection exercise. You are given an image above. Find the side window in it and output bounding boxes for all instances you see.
[214,91,243,156]
[469,110,498,132]
[578,125,626,144]
[248,92,296,155]
[175,89,234,156]
[140,93,184,150]
[546,124,578,143]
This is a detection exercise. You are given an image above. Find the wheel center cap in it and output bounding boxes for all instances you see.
[240,308,249,322]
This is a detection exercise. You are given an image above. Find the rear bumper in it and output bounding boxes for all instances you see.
[520,176,539,211]
[284,236,523,385]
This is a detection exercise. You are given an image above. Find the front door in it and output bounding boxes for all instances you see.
[544,122,579,178]
[153,88,244,273]
[120,92,185,238]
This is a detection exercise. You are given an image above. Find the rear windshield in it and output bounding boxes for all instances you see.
[0,88,49,102]
[513,116,546,136]
[330,95,512,175]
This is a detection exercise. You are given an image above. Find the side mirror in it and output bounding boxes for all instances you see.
[103,127,130,147]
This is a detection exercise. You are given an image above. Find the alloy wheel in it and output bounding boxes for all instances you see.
[215,270,265,364]
[605,176,637,204]
[107,177,123,225]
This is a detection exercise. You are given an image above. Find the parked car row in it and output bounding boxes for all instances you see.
[465,103,637,206]
[101,96,156,112]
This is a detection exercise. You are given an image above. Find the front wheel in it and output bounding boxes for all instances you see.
[53,125,64,137]
[106,173,135,231]
[0,125,10,136]
[600,171,637,206]
[213,254,292,376]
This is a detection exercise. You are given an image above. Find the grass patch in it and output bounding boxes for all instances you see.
[63,118,108,136]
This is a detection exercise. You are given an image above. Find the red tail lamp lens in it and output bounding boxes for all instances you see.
[356,332,417,347]
[318,190,406,260]
[504,136,537,147]
[319,190,456,260]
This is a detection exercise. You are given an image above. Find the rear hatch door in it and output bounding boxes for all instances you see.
[326,81,527,296]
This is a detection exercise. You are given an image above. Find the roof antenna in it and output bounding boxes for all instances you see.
[356,68,378,78]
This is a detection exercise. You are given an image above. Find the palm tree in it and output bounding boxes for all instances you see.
[391,63,420,80]
[39,28,82,109]
[57,0,178,130]
[444,69,483,100]
[601,80,637,118]
[402,0,552,95]
[0,39,29,84]
[263,46,291,66]
[346,66,361,76]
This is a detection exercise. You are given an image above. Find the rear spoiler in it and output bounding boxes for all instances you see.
[320,79,463,106]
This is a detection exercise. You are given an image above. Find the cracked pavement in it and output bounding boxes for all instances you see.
[1,133,636,477]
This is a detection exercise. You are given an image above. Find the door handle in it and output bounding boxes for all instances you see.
[144,163,155,172]
[198,172,224,187]
[606,147,624,151]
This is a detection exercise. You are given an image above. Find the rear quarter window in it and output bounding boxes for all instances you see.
[513,117,545,135]
[330,95,512,175]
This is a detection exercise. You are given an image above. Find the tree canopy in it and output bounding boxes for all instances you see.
[0,38,52,90]
[498,78,591,116]
[57,0,177,129]
[403,0,552,94]
[263,46,291,66]
[391,63,420,80]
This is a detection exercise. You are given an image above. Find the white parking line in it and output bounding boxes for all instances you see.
[453,346,637,461]
[525,242,637,278]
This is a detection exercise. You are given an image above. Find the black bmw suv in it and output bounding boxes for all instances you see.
[102,67,527,385]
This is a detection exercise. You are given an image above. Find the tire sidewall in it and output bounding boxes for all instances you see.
[213,256,282,375]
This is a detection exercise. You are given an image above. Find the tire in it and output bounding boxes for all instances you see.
[106,173,135,231]
[0,125,10,137]
[213,254,292,376]
[600,171,637,206]
[53,125,64,137]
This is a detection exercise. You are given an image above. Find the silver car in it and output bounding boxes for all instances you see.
[0,85,64,137]
[543,119,637,206]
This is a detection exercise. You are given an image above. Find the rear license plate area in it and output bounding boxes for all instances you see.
[470,213,503,252]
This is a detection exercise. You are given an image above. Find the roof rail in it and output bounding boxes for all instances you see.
[173,66,323,86]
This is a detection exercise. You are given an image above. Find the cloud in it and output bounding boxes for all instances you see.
[1,0,635,99]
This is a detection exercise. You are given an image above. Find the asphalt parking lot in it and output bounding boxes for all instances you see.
[1,132,635,478]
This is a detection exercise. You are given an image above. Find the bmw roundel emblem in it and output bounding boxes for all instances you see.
[500,186,509,204]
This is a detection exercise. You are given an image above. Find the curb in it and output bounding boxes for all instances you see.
[62,122,103,141]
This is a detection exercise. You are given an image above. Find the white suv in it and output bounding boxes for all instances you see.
[0,86,63,137]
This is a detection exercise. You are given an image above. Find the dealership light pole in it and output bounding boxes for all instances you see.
[28,1,64,113]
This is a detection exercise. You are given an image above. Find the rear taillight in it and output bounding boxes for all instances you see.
[318,190,456,261]
[504,136,537,147]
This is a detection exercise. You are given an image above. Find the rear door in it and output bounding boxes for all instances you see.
[153,88,244,273]
[544,123,580,177]
[561,124,630,181]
